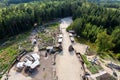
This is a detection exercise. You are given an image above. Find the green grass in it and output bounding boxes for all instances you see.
[47,22,59,30]
[0,32,31,78]
[75,37,97,55]
[75,37,97,50]
[99,58,105,63]
[81,55,103,74]
[107,8,118,11]
[100,51,120,65]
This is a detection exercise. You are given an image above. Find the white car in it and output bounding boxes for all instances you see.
[70,37,74,42]
[58,38,63,44]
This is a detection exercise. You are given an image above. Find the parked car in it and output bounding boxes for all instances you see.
[70,37,74,43]
[107,63,120,71]
[68,45,74,52]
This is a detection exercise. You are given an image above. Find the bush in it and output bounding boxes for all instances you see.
[116,53,120,60]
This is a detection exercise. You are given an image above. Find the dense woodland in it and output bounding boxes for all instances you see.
[0,0,78,40]
[0,0,40,4]
[67,2,120,59]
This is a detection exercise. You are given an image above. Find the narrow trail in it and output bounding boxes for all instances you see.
[56,17,84,80]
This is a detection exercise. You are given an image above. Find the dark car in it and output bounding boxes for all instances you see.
[69,45,74,52]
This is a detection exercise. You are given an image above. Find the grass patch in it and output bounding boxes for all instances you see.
[100,58,105,63]
[100,52,120,65]
[75,37,97,51]
[46,22,59,30]
[75,37,120,64]
[81,55,103,74]
[0,32,31,78]
[75,37,97,56]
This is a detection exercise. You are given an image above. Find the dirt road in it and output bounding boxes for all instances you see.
[56,17,84,80]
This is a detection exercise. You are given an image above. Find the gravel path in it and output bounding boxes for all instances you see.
[56,17,84,80]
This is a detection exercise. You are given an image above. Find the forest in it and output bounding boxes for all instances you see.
[0,0,78,40]
[67,2,120,59]
[0,0,40,4]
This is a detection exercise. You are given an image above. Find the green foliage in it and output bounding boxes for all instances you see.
[81,55,103,74]
[112,27,120,53]
[68,2,120,53]
[67,18,84,35]
[0,32,30,76]
[0,0,78,40]
[115,53,120,60]
[73,3,120,34]
[68,18,103,42]
[95,30,115,52]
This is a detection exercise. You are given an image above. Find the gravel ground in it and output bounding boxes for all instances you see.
[56,17,84,80]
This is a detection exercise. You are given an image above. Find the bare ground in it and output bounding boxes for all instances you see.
[56,17,84,80]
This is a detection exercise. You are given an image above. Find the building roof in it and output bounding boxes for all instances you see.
[30,60,40,69]
[16,62,25,68]
[24,59,32,67]
[31,53,40,60]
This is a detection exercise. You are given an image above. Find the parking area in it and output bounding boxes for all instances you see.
[2,50,55,80]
